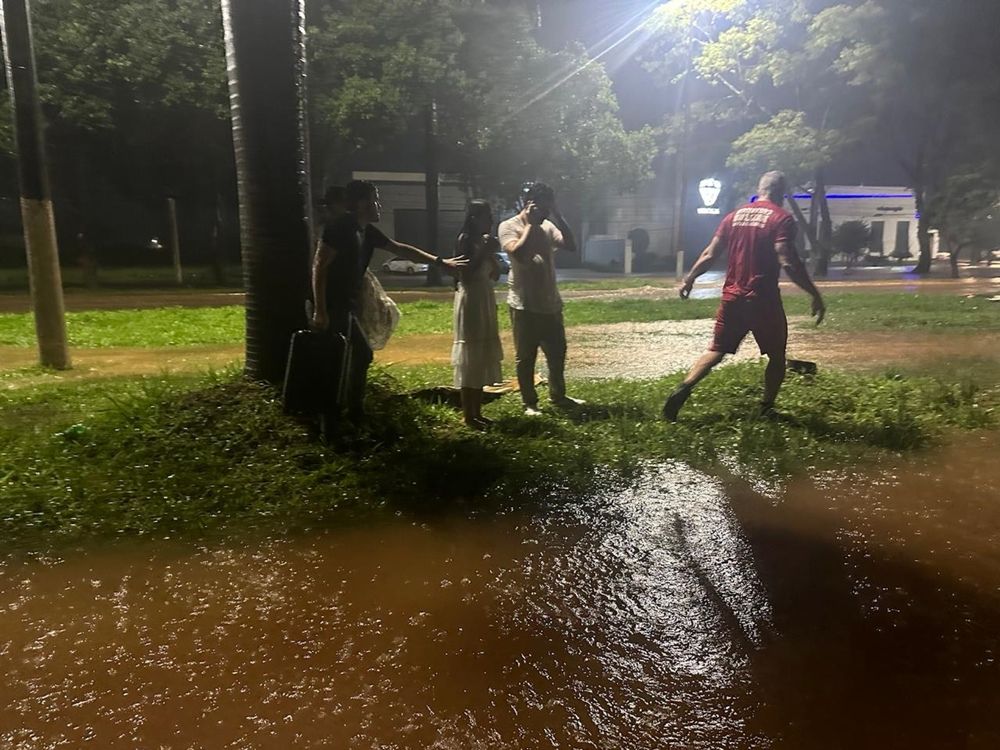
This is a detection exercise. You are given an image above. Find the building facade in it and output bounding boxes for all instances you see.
[791,186,919,258]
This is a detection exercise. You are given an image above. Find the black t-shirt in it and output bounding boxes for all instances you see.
[321,214,390,314]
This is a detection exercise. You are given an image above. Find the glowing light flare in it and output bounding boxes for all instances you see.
[490,1,663,130]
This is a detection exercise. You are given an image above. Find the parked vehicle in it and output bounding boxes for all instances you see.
[381,257,429,275]
[496,251,510,275]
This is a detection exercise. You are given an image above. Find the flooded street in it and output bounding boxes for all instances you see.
[2,437,998,748]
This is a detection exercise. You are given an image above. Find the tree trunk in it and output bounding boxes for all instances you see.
[808,185,818,247]
[913,187,933,274]
[949,241,961,279]
[812,168,832,277]
[786,195,831,264]
[221,0,313,385]
[1,0,70,369]
[210,194,226,286]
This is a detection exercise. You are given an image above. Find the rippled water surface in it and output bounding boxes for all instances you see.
[2,437,999,748]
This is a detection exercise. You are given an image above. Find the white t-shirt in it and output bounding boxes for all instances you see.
[498,213,564,314]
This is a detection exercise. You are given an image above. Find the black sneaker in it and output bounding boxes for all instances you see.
[661,384,692,422]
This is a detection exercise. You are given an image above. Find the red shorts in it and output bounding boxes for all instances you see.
[710,295,787,356]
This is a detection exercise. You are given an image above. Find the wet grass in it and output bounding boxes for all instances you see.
[1,288,996,549]
[0,306,244,347]
[3,292,992,347]
[395,292,1000,334]
[557,277,676,291]
[0,265,244,291]
[1,361,994,549]
[803,292,1000,331]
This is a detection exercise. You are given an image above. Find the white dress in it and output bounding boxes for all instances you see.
[452,240,503,388]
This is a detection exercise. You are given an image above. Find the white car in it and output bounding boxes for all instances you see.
[382,257,429,275]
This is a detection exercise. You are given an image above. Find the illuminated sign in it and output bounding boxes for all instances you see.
[697,177,722,215]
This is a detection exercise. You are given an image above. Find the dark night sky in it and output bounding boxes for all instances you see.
[537,0,908,186]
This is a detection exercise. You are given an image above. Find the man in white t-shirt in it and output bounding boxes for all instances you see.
[498,182,583,415]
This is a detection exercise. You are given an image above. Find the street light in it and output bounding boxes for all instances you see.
[1,0,70,369]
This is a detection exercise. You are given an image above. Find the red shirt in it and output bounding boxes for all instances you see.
[714,200,796,300]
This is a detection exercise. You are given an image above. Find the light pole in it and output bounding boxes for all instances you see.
[670,56,691,279]
[1,0,70,369]
[424,100,442,287]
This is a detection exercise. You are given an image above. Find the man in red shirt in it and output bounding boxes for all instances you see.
[662,171,825,421]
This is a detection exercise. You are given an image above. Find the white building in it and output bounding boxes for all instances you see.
[789,186,920,258]
[582,180,676,268]
[581,182,926,269]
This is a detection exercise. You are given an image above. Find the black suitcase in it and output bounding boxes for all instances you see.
[282,329,349,416]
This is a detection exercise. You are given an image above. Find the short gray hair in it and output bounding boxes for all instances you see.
[757,171,787,201]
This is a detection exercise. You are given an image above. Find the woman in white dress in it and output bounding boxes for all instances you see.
[452,200,504,429]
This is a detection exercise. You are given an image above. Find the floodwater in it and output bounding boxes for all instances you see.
[3,325,996,388]
[2,437,999,748]
[566,321,1000,380]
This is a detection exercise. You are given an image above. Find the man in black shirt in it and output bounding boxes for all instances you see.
[310,179,466,424]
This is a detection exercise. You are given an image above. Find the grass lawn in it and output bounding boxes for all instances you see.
[0,264,244,291]
[0,292,996,347]
[1,361,993,549]
[1,289,997,550]
[381,292,1000,336]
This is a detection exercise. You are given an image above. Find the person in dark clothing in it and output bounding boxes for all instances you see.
[662,171,825,421]
[310,180,466,426]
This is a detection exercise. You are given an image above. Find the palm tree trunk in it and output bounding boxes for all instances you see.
[949,240,961,279]
[221,0,313,385]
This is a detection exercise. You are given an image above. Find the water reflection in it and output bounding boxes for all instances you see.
[1,442,999,748]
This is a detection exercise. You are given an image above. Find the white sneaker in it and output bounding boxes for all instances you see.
[524,406,543,417]
[552,396,586,408]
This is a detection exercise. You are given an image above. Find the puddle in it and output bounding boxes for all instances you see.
[2,437,998,748]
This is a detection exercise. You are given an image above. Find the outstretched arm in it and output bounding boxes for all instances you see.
[777,240,825,324]
[679,235,723,299]
[383,238,468,272]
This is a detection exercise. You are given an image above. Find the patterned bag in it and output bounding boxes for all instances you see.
[356,269,401,350]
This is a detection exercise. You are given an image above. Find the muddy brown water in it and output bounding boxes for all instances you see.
[2,437,998,748]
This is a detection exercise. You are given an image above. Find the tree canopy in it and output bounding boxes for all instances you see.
[644,0,1000,271]
[308,0,653,199]
[2,0,650,256]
